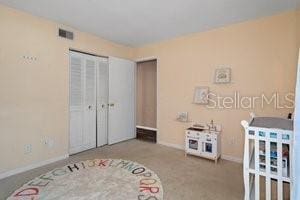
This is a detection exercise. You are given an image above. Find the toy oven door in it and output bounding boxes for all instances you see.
[187,136,200,154]
[202,136,216,158]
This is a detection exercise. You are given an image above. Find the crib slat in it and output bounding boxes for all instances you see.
[254,139,259,171]
[278,179,283,200]
[255,174,260,200]
[254,132,260,200]
[289,141,292,198]
[277,139,283,177]
[266,139,271,174]
[244,133,250,200]
[277,133,283,200]
[266,133,271,200]
[266,177,271,200]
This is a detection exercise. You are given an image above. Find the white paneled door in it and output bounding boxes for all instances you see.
[97,59,109,147]
[69,51,108,154]
[108,57,136,145]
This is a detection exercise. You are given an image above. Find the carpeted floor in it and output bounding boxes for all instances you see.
[0,139,244,200]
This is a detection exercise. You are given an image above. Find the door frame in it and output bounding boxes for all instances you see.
[69,48,108,59]
[135,56,159,142]
[68,49,108,154]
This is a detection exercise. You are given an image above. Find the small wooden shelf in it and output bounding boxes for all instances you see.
[136,127,157,143]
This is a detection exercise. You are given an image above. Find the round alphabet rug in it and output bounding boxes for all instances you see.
[8,159,163,200]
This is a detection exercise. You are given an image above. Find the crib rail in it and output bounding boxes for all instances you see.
[242,120,293,200]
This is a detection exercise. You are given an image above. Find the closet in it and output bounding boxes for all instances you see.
[69,50,135,154]
[136,60,157,142]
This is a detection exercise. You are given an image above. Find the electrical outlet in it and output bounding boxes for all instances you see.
[24,144,32,154]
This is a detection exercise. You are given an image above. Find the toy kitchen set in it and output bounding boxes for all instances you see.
[185,120,221,163]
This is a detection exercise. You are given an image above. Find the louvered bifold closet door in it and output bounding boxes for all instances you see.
[69,52,84,154]
[69,51,97,154]
[82,56,97,150]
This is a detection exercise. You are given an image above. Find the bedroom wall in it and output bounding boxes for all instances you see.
[297,8,300,47]
[0,5,134,175]
[134,11,298,160]
[0,4,298,177]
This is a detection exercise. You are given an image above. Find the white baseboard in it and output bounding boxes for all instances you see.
[158,141,243,164]
[0,154,69,180]
[136,125,158,131]
[158,141,184,150]
[221,155,243,163]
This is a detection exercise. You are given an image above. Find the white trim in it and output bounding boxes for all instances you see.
[158,141,185,150]
[136,125,158,131]
[156,58,160,144]
[158,141,243,163]
[135,56,158,63]
[221,154,243,163]
[0,154,69,180]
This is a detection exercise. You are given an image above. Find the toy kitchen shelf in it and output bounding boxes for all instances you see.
[241,117,293,200]
[185,121,221,163]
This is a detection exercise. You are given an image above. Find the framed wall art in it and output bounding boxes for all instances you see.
[193,86,209,104]
[214,68,231,84]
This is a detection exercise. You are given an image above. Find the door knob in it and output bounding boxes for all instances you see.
[101,104,105,108]
[88,105,92,110]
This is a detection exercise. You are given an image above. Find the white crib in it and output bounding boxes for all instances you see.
[241,116,293,200]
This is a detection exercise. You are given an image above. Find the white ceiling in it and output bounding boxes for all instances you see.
[0,0,297,47]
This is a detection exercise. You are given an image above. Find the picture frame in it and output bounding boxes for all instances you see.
[193,86,209,104]
[214,67,231,84]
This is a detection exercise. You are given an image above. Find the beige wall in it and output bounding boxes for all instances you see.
[297,8,300,47]
[0,3,299,175]
[134,11,298,159]
[0,5,133,174]
[136,60,157,128]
